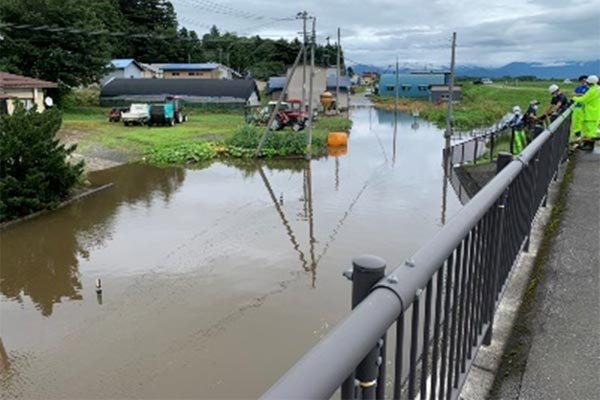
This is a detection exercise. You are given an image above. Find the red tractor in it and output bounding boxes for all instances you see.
[269,99,310,131]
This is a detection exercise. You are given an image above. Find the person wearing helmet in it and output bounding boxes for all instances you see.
[573,75,600,151]
[523,100,543,139]
[570,75,589,140]
[543,84,569,121]
[510,105,527,154]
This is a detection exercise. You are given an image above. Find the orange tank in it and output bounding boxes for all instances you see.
[327,145,348,157]
[327,131,348,146]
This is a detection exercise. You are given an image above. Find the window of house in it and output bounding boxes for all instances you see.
[418,85,428,91]
[385,85,395,92]
[172,72,180,76]
[19,99,34,110]
[402,85,412,91]
[188,72,195,76]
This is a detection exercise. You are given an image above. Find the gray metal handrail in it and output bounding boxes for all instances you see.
[262,108,572,400]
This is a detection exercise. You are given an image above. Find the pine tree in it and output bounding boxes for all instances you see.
[0,105,83,221]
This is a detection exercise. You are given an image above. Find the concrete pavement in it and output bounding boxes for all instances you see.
[493,149,600,399]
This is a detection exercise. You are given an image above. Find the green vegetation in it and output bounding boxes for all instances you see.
[60,105,352,166]
[374,82,578,131]
[0,105,83,222]
[0,0,345,88]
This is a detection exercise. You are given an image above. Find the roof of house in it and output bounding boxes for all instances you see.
[266,75,352,95]
[139,63,162,74]
[162,63,221,71]
[0,72,58,90]
[326,76,352,90]
[100,78,259,100]
[109,59,143,70]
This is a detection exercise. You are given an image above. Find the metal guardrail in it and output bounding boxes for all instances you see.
[446,126,511,166]
[262,108,572,400]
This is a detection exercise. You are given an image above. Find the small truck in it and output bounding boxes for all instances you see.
[122,103,150,126]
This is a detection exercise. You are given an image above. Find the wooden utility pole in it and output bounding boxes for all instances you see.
[444,32,456,184]
[336,27,341,112]
[297,11,309,110]
[255,45,306,157]
[306,17,316,159]
[395,57,399,111]
[445,32,456,143]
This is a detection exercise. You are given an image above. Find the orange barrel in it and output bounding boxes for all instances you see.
[327,131,348,146]
[328,145,348,157]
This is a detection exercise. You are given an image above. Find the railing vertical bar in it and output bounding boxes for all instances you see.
[377,333,387,400]
[438,254,453,400]
[420,279,433,399]
[446,242,462,397]
[463,227,476,366]
[455,231,471,383]
[393,315,405,400]
[430,269,444,400]
[408,299,420,400]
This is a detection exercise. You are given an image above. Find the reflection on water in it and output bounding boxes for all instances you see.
[0,107,463,399]
[0,165,185,316]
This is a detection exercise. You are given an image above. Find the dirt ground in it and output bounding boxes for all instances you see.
[58,128,139,173]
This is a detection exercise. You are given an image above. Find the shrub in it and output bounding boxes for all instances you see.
[227,124,325,157]
[0,105,84,221]
[147,142,217,165]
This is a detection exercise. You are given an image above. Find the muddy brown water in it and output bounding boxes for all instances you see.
[0,108,462,399]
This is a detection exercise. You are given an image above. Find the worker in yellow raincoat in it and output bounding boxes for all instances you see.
[573,75,600,151]
[570,75,588,140]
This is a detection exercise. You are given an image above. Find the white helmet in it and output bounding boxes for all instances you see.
[548,84,559,94]
[587,75,599,84]
[512,105,521,114]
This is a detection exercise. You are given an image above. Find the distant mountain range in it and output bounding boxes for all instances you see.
[351,60,600,79]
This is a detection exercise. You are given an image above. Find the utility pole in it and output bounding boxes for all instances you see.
[445,32,456,147]
[443,31,456,213]
[395,57,399,111]
[255,45,306,157]
[297,11,309,110]
[306,17,316,159]
[336,27,341,113]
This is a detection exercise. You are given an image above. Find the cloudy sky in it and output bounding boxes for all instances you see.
[172,0,599,67]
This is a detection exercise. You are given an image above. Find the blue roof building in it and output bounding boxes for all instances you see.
[378,73,445,98]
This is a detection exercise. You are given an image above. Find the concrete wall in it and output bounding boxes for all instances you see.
[287,65,327,110]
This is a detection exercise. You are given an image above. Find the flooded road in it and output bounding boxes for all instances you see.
[0,107,461,399]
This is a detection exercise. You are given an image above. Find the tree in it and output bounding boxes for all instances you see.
[0,0,117,87]
[0,105,84,222]
[115,0,183,62]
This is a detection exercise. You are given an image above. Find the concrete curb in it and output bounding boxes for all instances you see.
[459,159,568,400]
[0,183,113,231]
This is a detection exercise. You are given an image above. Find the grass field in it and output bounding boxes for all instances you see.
[374,81,577,131]
[59,106,351,163]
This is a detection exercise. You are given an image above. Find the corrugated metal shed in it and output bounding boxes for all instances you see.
[378,73,445,98]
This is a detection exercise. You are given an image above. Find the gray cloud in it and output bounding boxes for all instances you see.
[172,0,600,67]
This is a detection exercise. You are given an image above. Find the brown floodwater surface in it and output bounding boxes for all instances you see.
[0,108,462,399]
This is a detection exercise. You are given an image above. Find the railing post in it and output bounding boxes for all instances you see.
[490,132,495,163]
[496,152,513,174]
[510,127,515,155]
[342,255,387,400]
[473,138,479,164]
